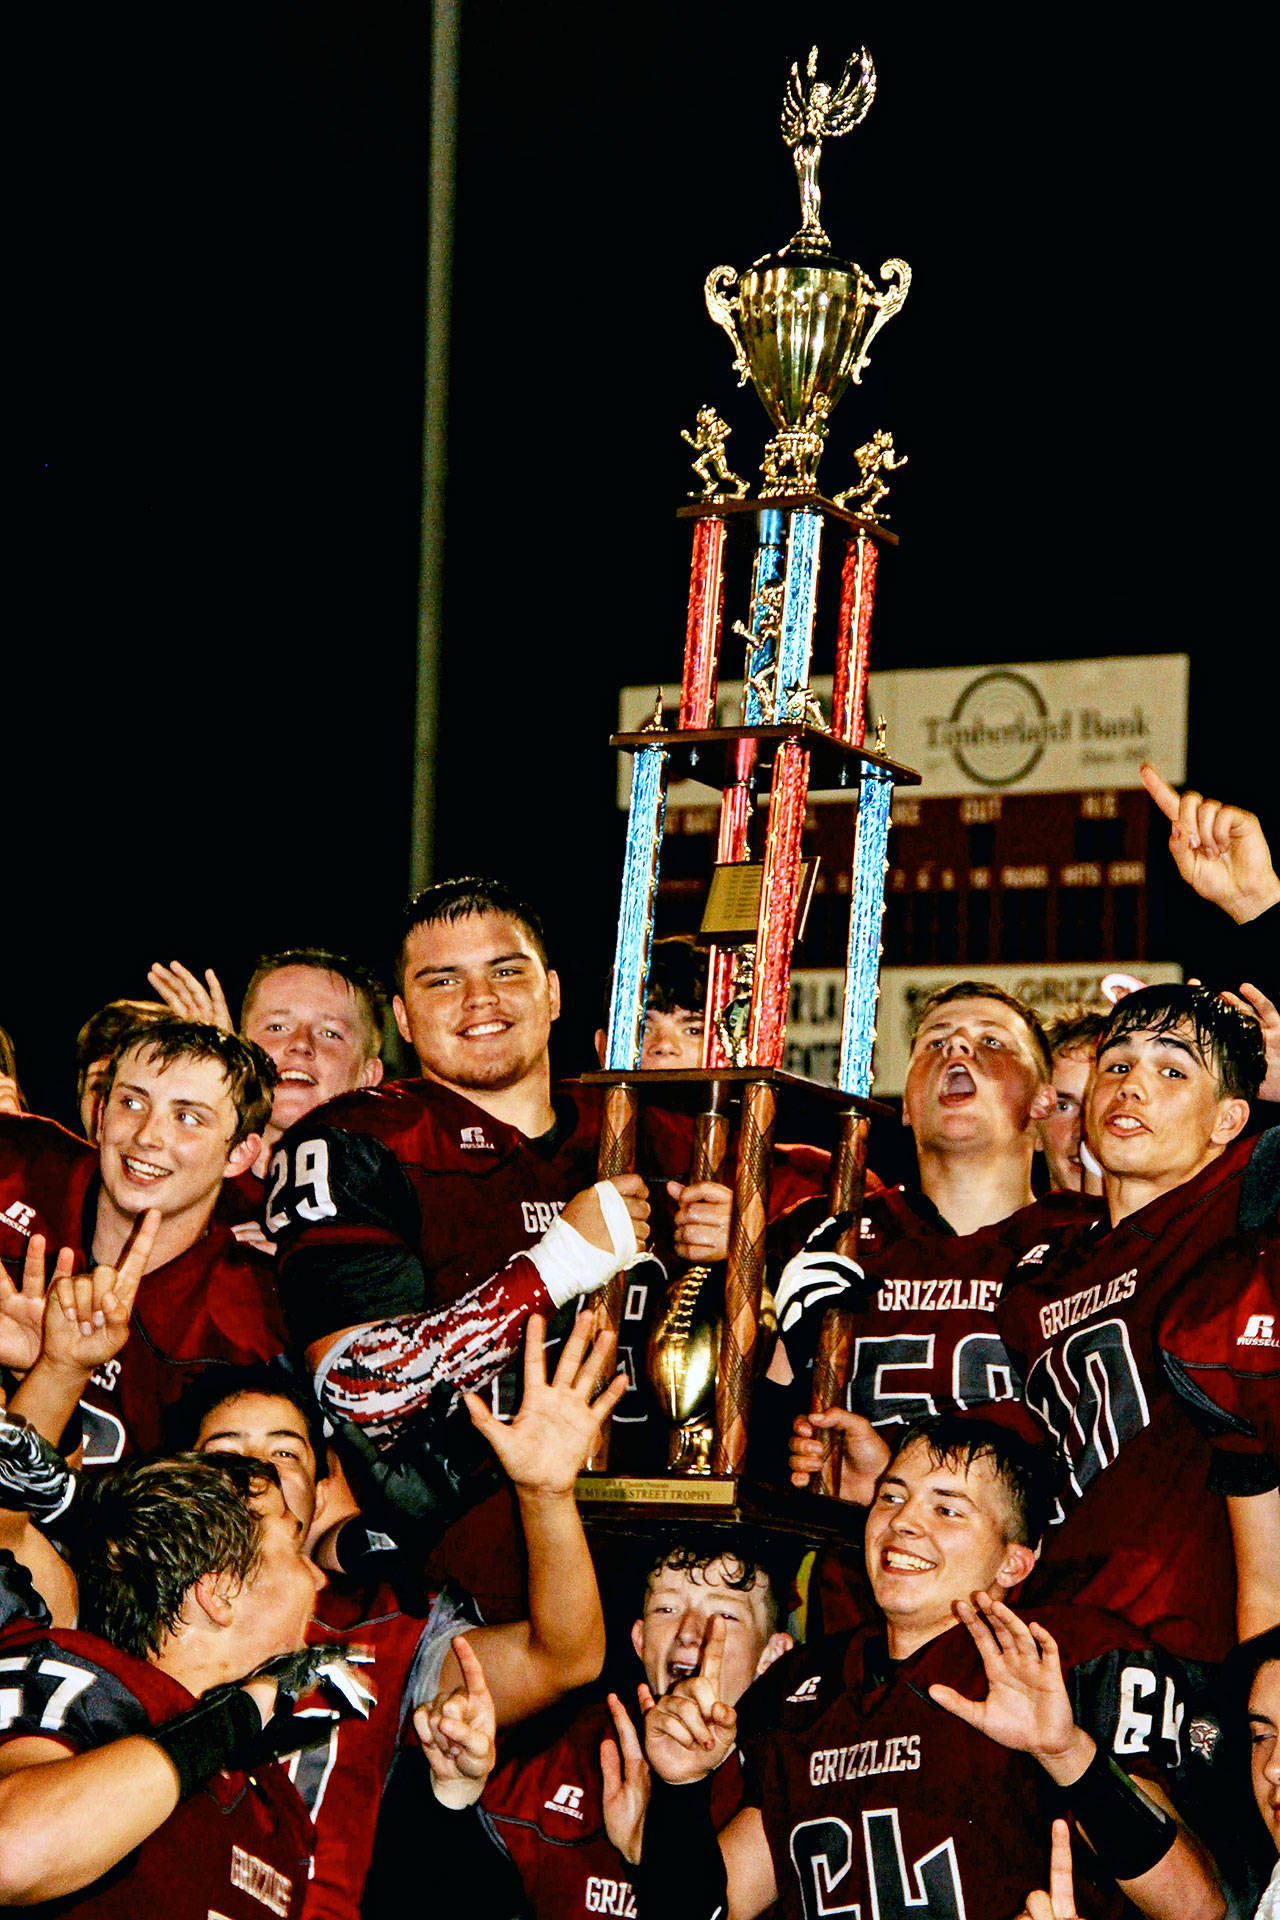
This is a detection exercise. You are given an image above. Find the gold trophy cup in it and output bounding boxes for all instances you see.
[704,46,910,492]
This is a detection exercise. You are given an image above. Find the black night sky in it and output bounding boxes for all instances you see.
[20,5,1275,1125]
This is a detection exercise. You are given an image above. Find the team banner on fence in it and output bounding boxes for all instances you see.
[619,656,1189,807]
[783,961,1185,1097]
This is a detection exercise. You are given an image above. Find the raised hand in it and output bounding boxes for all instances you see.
[642,1614,738,1785]
[146,960,234,1030]
[0,1237,75,1373]
[927,1594,1081,1766]
[668,1180,732,1265]
[462,1311,627,1493]
[1141,763,1280,925]
[789,1407,890,1504]
[601,1689,650,1864]
[43,1209,161,1375]
[1015,1819,1080,1920]
[1221,981,1280,1101]
[414,1634,497,1808]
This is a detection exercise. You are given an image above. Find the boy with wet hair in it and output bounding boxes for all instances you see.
[996,979,1277,1660]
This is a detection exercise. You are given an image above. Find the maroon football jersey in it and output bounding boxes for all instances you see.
[270,1079,825,1617]
[218,1164,268,1228]
[1158,1230,1280,1464]
[278,1576,474,1920]
[0,1623,314,1918]
[0,1112,97,1266]
[997,1133,1274,1660]
[807,1188,1095,1639]
[739,1608,1180,1920]
[840,1187,1099,1436]
[0,1113,285,1462]
[483,1694,752,1920]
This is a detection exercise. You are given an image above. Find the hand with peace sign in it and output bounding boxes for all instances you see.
[1015,1819,1080,1920]
[642,1613,739,1786]
[415,1634,498,1809]
[7,1212,160,1449]
[1142,763,1280,925]
[0,1236,74,1374]
[43,1209,161,1376]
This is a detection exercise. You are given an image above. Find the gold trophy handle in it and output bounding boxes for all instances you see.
[849,257,912,385]
[704,266,752,388]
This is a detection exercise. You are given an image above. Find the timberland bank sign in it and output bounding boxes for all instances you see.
[619,655,1189,806]
[889,655,1188,795]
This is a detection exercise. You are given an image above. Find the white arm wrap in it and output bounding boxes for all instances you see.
[526,1181,640,1308]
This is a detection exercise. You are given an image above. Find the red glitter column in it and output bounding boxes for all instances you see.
[831,531,878,745]
[679,518,727,730]
[747,739,811,1067]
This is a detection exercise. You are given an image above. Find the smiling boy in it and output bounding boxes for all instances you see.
[0,1021,285,1460]
[639,1416,1220,1920]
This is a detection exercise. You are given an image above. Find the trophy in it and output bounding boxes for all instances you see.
[575,48,920,1522]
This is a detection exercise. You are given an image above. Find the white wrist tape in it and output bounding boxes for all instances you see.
[526,1181,640,1308]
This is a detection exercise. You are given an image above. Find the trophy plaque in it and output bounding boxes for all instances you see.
[575,46,919,1527]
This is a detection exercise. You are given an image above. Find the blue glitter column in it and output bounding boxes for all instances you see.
[838,763,894,1096]
[774,509,823,721]
[742,509,787,725]
[604,744,668,1070]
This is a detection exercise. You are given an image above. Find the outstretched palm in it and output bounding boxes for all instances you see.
[463,1311,626,1494]
[928,1594,1076,1759]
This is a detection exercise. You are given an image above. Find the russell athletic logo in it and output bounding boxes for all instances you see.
[459,1126,493,1151]
[1,1202,36,1237]
[544,1783,585,1820]
[786,1675,822,1704]
[1239,1315,1280,1349]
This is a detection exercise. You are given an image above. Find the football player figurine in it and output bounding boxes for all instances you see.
[637,1416,1222,1920]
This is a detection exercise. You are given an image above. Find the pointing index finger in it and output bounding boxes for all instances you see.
[1047,1817,1076,1918]
[699,1613,728,1696]
[450,1633,489,1701]
[1140,763,1179,823]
